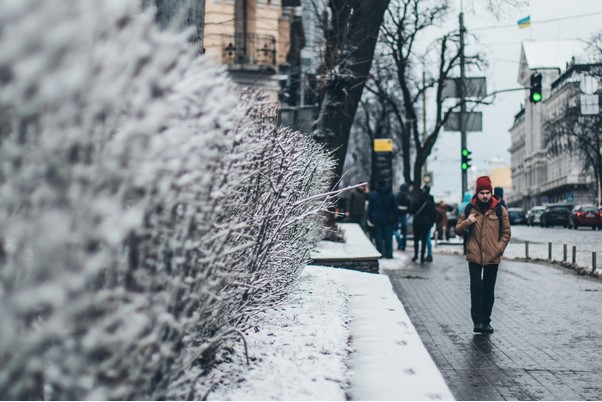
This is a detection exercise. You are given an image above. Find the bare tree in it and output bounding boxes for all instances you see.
[311,0,521,195]
[311,0,391,190]
[358,0,490,193]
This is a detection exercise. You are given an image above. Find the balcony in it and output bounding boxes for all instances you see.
[218,33,277,71]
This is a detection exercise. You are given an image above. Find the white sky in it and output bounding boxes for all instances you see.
[425,0,602,202]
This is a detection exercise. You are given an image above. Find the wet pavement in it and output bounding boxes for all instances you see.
[384,253,602,400]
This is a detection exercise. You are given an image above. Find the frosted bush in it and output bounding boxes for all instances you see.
[0,1,333,399]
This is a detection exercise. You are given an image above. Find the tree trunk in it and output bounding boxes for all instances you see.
[312,0,391,191]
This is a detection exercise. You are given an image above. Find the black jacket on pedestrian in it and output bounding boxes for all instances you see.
[368,187,398,226]
[396,184,412,217]
[411,192,436,230]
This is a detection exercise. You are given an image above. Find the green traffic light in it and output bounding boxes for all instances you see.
[462,149,469,156]
[461,162,468,170]
[532,92,542,102]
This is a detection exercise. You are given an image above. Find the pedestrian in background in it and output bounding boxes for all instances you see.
[367,180,398,259]
[410,185,436,263]
[455,176,511,334]
[393,183,412,251]
[435,201,449,240]
[459,191,472,215]
[424,187,436,262]
[346,184,369,233]
[494,186,506,208]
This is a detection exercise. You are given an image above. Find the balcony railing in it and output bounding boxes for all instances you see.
[219,33,277,69]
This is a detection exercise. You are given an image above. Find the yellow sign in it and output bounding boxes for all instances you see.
[373,139,393,152]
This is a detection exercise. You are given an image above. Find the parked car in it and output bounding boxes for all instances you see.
[568,205,602,230]
[526,206,546,226]
[540,203,572,228]
[507,207,527,225]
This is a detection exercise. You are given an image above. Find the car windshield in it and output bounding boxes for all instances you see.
[550,206,568,212]
[582,207,597,212]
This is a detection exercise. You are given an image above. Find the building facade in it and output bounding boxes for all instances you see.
[507,41,600,208]
[203,0,293,101]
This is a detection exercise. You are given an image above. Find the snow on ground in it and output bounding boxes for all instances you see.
[201,261,453,401]
[201,266,350,401]
[203,224,600,401]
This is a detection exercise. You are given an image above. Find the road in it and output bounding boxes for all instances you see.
[384,252,602,400]
[509,224,602,256]
[435,224,602,271]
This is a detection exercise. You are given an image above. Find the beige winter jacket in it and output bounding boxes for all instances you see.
[455,197,511,265]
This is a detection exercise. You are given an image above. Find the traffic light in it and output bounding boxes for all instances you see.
[530,72,542,103]
[461,148,472,171]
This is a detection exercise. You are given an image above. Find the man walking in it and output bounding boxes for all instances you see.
[455,176,511,334]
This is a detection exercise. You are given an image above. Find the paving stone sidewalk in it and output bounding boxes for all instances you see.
[384,253,602,401]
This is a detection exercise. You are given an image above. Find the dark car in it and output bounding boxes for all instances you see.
[540,203,572,228]
[526,206,546,226]
[507,207,527,225]
[568,205,602,230]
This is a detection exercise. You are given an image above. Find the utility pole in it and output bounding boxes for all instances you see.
[459,11,467,197]
[422,71,427,174]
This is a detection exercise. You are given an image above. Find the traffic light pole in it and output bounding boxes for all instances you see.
[459,11,467,197]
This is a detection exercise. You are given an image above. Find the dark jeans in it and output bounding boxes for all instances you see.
[393,215,408,250]
[374,223,394,258]
[413,226,429,260]
[468,262,499,326]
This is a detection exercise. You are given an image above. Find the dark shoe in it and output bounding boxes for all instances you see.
[473,323,484,333]
[482,324,494,334]
[420,256,425,263]
[411,256,418,262]
[425,255,433,262]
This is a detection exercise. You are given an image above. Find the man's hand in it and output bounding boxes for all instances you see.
[467,213,477,225]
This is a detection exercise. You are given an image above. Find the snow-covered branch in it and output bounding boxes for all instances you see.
[0,1,334,399]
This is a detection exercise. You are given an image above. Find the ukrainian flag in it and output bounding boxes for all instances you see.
[517,15,531,29]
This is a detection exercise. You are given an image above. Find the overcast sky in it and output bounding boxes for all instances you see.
[426,0,602,202]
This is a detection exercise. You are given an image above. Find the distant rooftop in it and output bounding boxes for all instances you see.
[522,40,587,70]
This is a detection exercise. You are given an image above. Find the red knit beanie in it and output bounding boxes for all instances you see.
[476,176,493,193]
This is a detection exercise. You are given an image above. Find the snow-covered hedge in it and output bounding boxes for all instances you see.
[0,1,333,399]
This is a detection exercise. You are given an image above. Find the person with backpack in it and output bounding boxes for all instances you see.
[455,176,511,334]
[410,185,436,263]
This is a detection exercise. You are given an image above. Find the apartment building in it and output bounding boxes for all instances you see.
[203,0,307,102]
[508,40,599,208]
